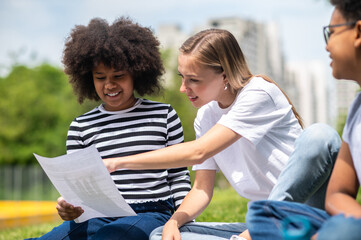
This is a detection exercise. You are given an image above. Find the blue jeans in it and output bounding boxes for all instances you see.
[268,123,341,209]
[150,124,341,240]
[25,199,174,240]
[150,222,247,240]
[246,200,361,240]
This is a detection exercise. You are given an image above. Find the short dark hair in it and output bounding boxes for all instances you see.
[330,0,361,22]
[62,17,164,103]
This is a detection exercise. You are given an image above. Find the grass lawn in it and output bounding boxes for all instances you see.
[2,188,360,240]
[0,188,246,240]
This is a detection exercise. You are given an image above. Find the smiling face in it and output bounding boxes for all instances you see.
[178,54,231,108]
[326,8,358,81]
[93,62,136,111]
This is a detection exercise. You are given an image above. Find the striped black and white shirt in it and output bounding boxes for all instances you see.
[66,99,191,208]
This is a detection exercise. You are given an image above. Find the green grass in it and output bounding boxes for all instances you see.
[2,188,360,240]
[0,221,62,240]
[1,188,245,240]
[197,187,248,222]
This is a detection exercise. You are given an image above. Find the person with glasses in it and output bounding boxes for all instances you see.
[246,0,361,239]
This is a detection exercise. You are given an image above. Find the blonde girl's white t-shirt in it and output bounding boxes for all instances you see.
[342,91,361,185]
[193,76,302,201]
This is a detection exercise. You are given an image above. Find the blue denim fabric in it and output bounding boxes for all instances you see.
[246,200,329,239]
[247,200,361,240]
[317,214,361,240]
[268,123,341,210]
[150,124,341,240]
[150,222,247,240]
[25,199,174,240]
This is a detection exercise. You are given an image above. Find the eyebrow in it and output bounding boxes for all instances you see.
[93,70,125,74]
[178,71,198,78]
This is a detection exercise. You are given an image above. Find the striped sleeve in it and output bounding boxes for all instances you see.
[166,105,191,208]
[66,118,85,154]
[167,167,191,208]
[166,106,184,146]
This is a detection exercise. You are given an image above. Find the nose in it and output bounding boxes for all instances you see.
[105,78,116,89]
[179,80,187,93]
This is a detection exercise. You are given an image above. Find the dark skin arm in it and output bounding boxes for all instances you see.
[312,141,361,240]
[325,141,361,217]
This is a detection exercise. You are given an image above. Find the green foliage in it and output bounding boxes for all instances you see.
[0,51,197,165]
[336,112,347,137]
[0,64,97,165]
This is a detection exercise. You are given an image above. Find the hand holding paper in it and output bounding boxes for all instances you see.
[34,145,136,223]
[56,196,84,221]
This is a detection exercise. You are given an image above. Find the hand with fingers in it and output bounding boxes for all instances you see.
[56,196,84,221]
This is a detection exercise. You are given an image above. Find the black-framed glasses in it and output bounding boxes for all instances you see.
[323,22,357,44]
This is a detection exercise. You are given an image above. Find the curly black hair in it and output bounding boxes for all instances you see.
[330,0,361,22]
[62,17,164,103]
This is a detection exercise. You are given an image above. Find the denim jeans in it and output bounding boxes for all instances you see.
[317,214,361,240]
[150,123,341,240]
[150,222,247,240]
[246,200,361,240]
[25,199,174,240]
[268,123,341,209]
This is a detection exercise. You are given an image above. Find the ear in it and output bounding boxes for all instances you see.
[355,20,361,48]
[222,72,227,81]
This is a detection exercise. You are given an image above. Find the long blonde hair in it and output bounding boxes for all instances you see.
[180,29,303,128]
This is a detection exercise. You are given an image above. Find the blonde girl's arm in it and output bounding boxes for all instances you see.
[104,124,241,170]
[161,170,216,240]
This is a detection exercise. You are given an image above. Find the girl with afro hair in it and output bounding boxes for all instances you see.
[26,17,191,240]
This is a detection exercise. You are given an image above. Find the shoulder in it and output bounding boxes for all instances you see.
[346,92,361,122]
[72,106,102,123]
[67,106,102,133]
[238,76,288,109]
[244,77,279,95]
[344,93,361,136]
[139,99,172,111]
[236,78,273,105]
[137,99,180,121]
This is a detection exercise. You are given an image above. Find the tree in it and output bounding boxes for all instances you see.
[0,51,197,165]
[0,64,97,165]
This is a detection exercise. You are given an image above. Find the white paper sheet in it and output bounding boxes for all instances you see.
[34,145,136,223]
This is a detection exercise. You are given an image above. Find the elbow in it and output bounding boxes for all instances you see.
[185,139,211,165]
[191,146,208,165]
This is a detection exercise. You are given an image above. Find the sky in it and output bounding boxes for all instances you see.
[0,0,334,77]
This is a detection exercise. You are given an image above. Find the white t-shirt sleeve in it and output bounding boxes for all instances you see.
[218,87,291,146]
